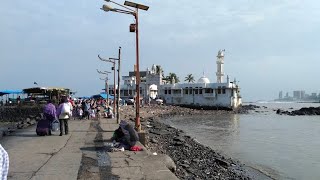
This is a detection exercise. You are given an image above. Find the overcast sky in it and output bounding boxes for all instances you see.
[1,0,319,101]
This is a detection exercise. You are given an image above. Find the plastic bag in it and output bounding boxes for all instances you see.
[51,119,60,132]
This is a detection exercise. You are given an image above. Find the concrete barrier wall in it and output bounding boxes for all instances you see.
[0,105,43,122]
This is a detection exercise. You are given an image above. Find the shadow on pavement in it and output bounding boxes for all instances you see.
[80,146,96,152]
[8,134,41,137]
[94,139,112,143]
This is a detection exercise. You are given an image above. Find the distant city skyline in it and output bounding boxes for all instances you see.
[277,90,320,101]
[1,0,320,101]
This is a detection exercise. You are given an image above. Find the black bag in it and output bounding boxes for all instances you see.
[36,119,50,136]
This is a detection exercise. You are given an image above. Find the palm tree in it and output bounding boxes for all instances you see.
[185,74,195,83]
[166,73,180,84]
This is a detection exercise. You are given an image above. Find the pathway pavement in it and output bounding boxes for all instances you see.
[1,118,178,180]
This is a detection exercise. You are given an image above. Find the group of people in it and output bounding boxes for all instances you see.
[43,97,72,136]
[43,97,141,151]
[43,97,114,136]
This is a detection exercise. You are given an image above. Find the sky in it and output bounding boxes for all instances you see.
[1,0,320,101]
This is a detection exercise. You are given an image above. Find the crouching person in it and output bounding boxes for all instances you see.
[111,120,139,150]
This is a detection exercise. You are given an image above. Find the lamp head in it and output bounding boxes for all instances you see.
[102,4,114,12]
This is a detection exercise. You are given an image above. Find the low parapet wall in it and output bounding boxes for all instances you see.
[0,105,43,122]
[0,105,44,137]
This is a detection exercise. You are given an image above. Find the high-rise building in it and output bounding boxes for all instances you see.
[279,91,283,99]
[293,90,305,99]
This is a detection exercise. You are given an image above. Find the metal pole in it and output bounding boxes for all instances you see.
[113,62,116,115]
[135,9,141,131]
[116,47,121,124]
[106,76,109,106]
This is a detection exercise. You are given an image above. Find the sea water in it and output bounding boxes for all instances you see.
[164,102,320,180]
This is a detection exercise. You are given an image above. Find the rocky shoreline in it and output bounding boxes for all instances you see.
[276,106,320,116]
[121,105,252,179]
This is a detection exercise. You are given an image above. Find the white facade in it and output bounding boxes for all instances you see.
[159,50,242,109]
[109,64,163,101]
[160,81,242,109]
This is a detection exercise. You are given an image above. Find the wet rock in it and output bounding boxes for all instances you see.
[186,167,197,174]
[180,163,190,168]
[215,158,229,167]
[184,144,192,148]
[29,120,37,125]
[277,106,320,116]
[192,158,200,163]
[173,141,184,146]
[173,136,185,142]
[150,138,158,143]
[17,124,24,129]
[182,160,190,164]
[25,118,31,123]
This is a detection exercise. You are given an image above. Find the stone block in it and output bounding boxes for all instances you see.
[138,131,146,146]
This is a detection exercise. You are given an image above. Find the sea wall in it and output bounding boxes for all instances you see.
[0,105,43,122]
[0,105,43,135]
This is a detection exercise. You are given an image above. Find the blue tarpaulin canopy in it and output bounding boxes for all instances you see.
[0,90,23,96]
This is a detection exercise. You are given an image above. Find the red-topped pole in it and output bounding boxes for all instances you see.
[134,9,141,131]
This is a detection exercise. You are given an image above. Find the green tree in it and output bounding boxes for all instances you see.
[166,73,180,84]
[184,74,195,83]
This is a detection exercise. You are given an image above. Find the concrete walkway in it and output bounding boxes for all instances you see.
[1,118,178,180]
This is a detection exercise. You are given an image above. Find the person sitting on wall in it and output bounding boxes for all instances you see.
[111,120,139,150]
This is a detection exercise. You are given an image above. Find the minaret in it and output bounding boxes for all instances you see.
[216,49,225,83]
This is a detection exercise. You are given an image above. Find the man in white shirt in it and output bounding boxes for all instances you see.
[0,144,9,180]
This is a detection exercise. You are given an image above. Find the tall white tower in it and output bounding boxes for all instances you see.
[216,49,225,83]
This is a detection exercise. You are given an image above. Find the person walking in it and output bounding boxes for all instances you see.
[43,100,57,135]
[0,144,9,180]
[56,97,72,136]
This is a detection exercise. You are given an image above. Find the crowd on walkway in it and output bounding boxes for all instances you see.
[42,96,115,136]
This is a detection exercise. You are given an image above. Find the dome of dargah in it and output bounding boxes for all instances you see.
[197,76,210,84]
[149,84,158,91]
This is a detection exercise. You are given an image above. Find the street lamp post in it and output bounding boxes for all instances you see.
[100,77,109,105]
[98,47,121,124]
[99,55,116,116]
[97,69,111,104]
[101,0,149,131]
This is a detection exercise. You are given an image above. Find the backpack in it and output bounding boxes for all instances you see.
[61,103,70,114]
[59,103,70,119]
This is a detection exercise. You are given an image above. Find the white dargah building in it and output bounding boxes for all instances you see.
[109,50,242,109]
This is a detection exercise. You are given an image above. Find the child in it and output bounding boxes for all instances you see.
[90,108,95,119]
[78,107,83,119]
